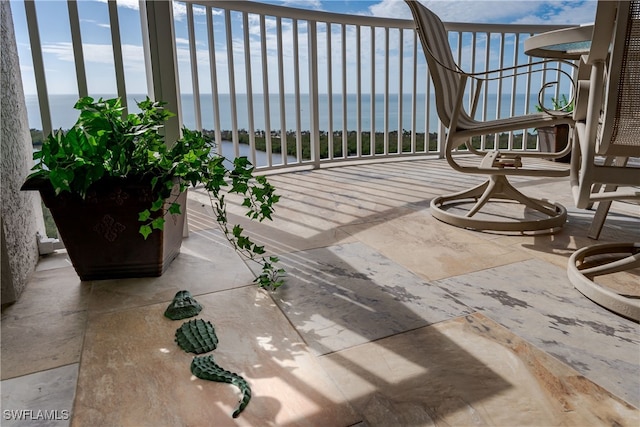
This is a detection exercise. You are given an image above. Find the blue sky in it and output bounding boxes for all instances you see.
[11,0,597,96]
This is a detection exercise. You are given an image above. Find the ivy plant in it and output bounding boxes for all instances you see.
[28,96,284,290]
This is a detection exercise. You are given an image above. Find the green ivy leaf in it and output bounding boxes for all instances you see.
[138,209,151,222]
[151,217,165,230]
[139,225,152,240]
[168,203,181,215]
[150,197,164,212]
[236,236,251,249]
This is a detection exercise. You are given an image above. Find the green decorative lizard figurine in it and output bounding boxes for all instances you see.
[175,319,218,354]
[167,290,252,418]
[191,355,252,418]
[164,290,203,320]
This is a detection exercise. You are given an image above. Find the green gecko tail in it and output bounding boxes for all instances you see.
[191,354,252,418]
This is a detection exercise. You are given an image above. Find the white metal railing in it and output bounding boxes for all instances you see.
[16,0,575,173]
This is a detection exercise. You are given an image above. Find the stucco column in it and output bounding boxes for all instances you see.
[1,1,46,305]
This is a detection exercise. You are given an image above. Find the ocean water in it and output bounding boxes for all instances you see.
[25,92,544,134]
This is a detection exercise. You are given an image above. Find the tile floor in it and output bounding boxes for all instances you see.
[2,158,639,426]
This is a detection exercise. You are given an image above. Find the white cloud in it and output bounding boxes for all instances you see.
[96,0,138,11]
[96,0,206,21]
[80,18,110,29]
[113,0,140,10]
[42,42,145,71]
[367,0,596,25]
[512,2,597,25]
[281,0,323,10]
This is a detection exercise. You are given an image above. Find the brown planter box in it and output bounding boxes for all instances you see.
[22,176,185,281]
[537,124,571,163]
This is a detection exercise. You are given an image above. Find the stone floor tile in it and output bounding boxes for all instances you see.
[318,313,638,426]
[272,242,473,355]
[1,364,78,427]
[73,286,359,427]
[433,258,640,407]
[34,251,72,272]
[486,207,640,271]
[188,189,358,256]
[86,230,255,314]
[1,267,89,380]
[341,209,531,281]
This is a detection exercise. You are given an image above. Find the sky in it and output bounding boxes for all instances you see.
[11,0,597,97]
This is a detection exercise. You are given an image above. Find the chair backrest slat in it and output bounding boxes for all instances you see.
[405,0,470,128]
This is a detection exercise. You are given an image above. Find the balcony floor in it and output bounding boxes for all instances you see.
[2,158,639,426]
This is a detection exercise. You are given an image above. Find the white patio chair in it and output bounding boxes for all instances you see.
[568,0,640,321]
[405,0,576,232]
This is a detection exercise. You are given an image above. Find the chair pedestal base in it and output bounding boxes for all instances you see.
[568,242,640,322]
[430,175,567,232]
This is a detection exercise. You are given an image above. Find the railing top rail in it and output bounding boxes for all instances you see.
[183,0,574,34]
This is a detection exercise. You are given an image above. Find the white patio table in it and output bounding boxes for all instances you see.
[524,24,594,60]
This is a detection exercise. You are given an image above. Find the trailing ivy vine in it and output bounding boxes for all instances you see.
[28,97,285,290]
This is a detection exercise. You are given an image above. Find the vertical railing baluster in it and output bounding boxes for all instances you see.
[138,0,153,97]
[356,25,362,157]
[453,31,463,152]
[524,34,535,150]
[277,17,287,164]
[456,31,463,67]
[24,1,52,137]
[207,11,222,148]
[507,35,524,150]
[341,24,348,158]
[427,70,433,154]
[186,3,202,130]
[67,0,87,98]
[107,0,127,112]
[260,15,272,167]
[206,6,222,154]
[482,33,490,119]
[242,12,256,166]
[410,29,418,154]
[554,61,562,104]
[326,23,334,161]
[495,33,505,148]
[293,20,302,163]
[141,0,182,143]
[370,26,376,156]
[470,31,477,116]
[224,9,239,157]
[481,31,491,148]
[383,27,389,156]
[308,20,320,168]
[397,28,404,154]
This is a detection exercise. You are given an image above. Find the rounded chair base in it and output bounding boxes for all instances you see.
[429,175,567,233]
[568,242,640,322]
[430,197,567,232]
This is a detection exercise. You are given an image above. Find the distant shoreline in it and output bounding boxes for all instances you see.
[31,126,541,162]
[30,127,440,161]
